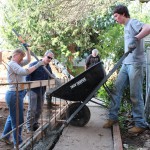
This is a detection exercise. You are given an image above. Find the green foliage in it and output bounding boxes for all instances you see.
[97,24,124,61]
[0,0,119,71]
[0,0,150,74]
[72,66,85,76]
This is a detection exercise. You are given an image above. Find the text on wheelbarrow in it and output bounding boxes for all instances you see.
[70,77,87,89]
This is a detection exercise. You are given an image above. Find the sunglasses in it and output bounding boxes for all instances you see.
[47,56,53,60]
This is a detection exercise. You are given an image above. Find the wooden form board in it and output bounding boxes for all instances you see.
[0,79,56,90]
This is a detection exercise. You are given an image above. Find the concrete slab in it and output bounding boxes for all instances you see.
[53,106,114,150]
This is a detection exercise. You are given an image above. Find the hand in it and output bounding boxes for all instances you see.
[22,43,30,51]
[23,43,30,47]
[128,37,137,52]
[34,61,45,69]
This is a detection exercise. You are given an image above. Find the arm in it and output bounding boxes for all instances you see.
[25,47,31,63]
[15,34,31,65]
[85,55,91,70]
[135,24,150,40]
[98,55,101,62]
[11,61,44,76]
[27,61,44,74]
[20,48,31,66]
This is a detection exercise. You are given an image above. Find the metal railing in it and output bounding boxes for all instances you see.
[0,78,70,150]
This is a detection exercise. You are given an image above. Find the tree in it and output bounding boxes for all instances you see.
[0,0,149,72]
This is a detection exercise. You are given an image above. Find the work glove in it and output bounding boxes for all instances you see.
[34,61,45,69]
[22,43,30,51]
[128,37,137,53]
[22,43,30,47]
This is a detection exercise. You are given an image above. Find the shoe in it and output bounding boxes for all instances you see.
[128,126,146,134]
[33,123,39,131]
[0,137,13,145]
[103,119,118,128]
[14,145,20,149]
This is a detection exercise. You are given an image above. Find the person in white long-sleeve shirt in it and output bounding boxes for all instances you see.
[0,48,44,147]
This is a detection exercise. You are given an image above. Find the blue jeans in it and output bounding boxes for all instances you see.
[109,64,148,128]
[26,91,44,131]
[1,90,26,145]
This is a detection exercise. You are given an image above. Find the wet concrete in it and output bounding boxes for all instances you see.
[53,106,114,150]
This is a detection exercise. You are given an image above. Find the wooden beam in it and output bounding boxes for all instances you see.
[0,79,56,90]
[113,123,123,150]
[20,79,56,90]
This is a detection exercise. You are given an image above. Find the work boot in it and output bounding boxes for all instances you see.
[128,126,146,134]
[103,119,118,128]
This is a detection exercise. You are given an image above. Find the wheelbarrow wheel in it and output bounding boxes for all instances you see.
[66,102,91,127]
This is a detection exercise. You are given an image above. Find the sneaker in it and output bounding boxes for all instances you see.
[14,145,20,149]
[0,137,13,145]
[33,123,39,131]
[128,126,146,134]
[103,119,118,128]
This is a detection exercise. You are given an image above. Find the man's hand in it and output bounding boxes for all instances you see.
[128,37,137,52]
[22,43,30,48]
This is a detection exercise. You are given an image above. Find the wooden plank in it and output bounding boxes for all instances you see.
[113,123,123,150]
[0,79,56,89]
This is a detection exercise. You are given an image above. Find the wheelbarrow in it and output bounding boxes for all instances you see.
[51,61,106,127]
[47,46,135,133]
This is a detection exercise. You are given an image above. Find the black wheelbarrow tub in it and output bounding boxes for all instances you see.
[51,62,106,101]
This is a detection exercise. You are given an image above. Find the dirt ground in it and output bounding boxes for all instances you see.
[121,129,150,149]
[0,107,24,150]
[119,118,150,150]
[0,104,55,150]
[0,108,13,150]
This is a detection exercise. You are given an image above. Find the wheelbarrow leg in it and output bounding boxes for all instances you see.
[103,83,116,106]
[89,99,107,108]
